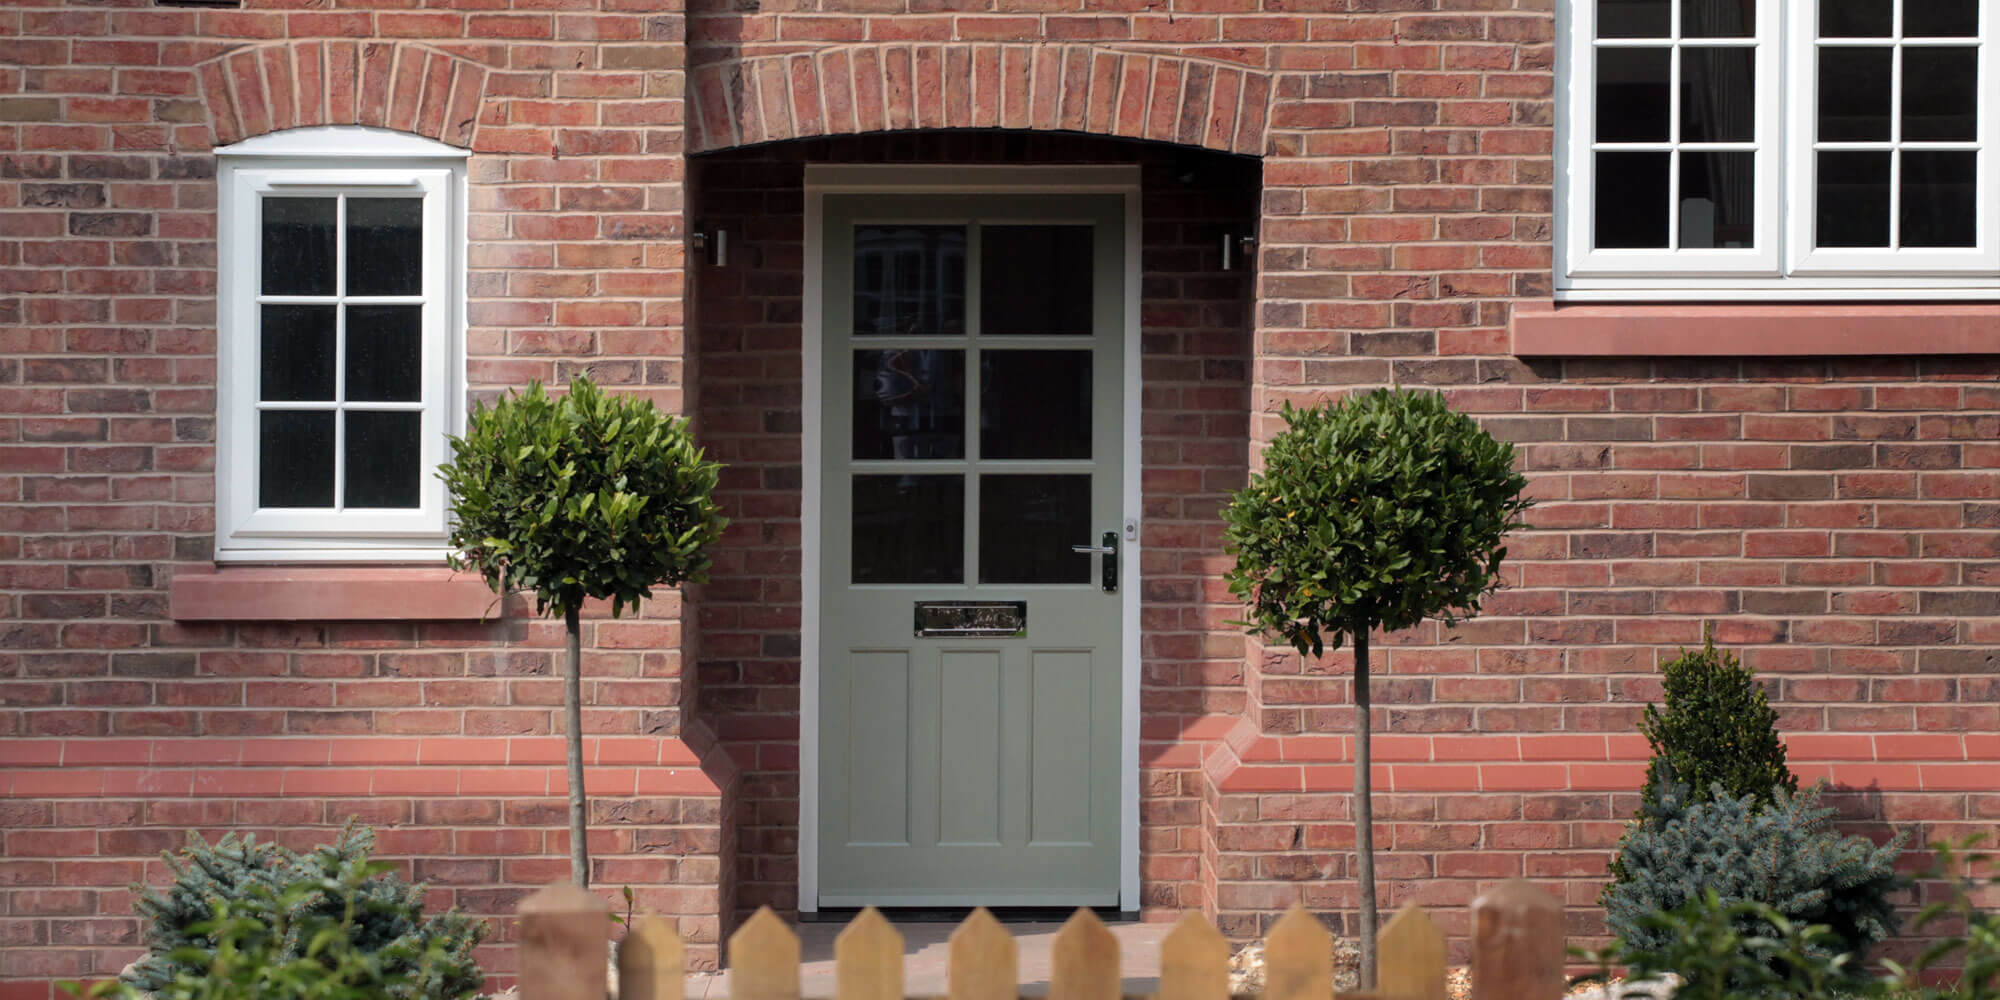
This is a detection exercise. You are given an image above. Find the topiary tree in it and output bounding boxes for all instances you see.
[126,821,487,999]
[1222,389,1532,986]
[440,376,727,887]
[1639,634,1796,814]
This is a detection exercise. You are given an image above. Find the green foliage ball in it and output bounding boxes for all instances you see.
[1640,635,1797,814]
[125,823,486,1000]
[1603,778,1905,994]
[1223,389,1532,656]
[440,377,728,619]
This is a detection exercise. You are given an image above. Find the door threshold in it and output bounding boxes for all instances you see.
[799,906,1140,924]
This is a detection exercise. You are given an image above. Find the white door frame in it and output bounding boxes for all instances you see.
[798,164,1144,913]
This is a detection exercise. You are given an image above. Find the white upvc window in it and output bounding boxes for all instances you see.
[215,127,467,562]
[1558,0,1998,298]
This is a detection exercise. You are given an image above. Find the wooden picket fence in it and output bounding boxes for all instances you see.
[514,878,1569,1000]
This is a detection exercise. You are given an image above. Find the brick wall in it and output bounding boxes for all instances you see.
[689,132,1260,917]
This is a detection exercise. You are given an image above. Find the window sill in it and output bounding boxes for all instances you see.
[171,566,504,622]
[1511,301,2000,357]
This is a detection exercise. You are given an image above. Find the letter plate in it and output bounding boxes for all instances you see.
[913,601,1027,638]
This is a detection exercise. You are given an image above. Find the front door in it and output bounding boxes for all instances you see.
[816,192,1126,906]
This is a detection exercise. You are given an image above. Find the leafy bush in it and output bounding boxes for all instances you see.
[1885,837,2000,1000]
[124,823,485,999]
[1603,778,1904,993]
[440,376,727,886]
[1638,635,1796,815]
[1582,890,1864,1000]
[1222,388,1532,985]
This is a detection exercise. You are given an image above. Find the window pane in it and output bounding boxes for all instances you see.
[1820,0,1892,36]
[260,304,335,402]
[854,349,964,461]
[981,350,1092,460]
[1817,47,1893,140]
[852,475,964,584]
[1901,150,1978,247]
[979,475,1091,585]
[1679,152,1757,248]
[1904,0,1978,36]
[261,197,335,296]
[853,225,967,337]
[1596,48,1672,142]
[1902,47,1979,141]
[343,411,422,508]
[1682,0,1755,37]
[259,411,334,508]
[1595,151,1671,248]
[1598,0,1670,37]
[346,197,423,296]
[1816,151,1891,247]
[980,225,1094,337]
[1682,48,1756,142]
[345,305,423,403]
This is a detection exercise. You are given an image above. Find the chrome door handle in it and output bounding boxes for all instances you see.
[1072,532,1118,592]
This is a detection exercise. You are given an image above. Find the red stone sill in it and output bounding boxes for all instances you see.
[1511,301,2000,357]
[171,565,504,622]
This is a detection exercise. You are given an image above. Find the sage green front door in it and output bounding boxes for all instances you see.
[817,193,1125,906]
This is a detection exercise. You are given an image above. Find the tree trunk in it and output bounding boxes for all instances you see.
[1354,628,1378,988]
[565,605,590,888]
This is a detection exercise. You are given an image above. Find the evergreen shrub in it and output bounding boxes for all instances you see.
[1637,635,1796,815]
[124,823,485,999]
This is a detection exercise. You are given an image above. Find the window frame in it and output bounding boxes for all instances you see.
[1557,0,2000,299]
[215,127,468,563]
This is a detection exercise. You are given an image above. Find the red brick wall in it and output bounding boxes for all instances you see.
[689,132,1260,917]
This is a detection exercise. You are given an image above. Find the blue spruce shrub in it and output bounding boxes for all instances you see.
[1602,773,1905,992]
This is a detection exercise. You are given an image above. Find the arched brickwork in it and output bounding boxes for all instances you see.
[197,41,489,149]
[689,44,1271,156]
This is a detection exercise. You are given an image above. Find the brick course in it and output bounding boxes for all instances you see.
[2,0,1997,988]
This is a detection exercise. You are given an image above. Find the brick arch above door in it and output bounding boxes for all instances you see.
[689,44,1272,157]
[197,41,489,149]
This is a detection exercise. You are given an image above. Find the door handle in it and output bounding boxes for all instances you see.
[1071,532,1118,592]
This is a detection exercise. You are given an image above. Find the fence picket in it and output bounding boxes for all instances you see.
[619,915,685,1000]
[1157,912,1230,1000]
[835,907,904,1000]
[517,884,610,1000]
[1049,908,1119,1000]
[1470,879,1565,1000]
[729,906,801,1000]
[1263,904,1333,1000]
[1375,903,1446,1000]
[947,907,1017,1000]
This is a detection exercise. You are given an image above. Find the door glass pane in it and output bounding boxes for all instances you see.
[343,411,422,508]
[346,305,423,403]
[1820,0,1891,35]
[1599,0,1670,37]
[259,410,334,508]
[1681,48,1755,142]
[260,305,335,402]
[1594,151,1671,248]
[1901,150,1978,247]
[1682,0,1753,37]
[1904,0,1977,36]
[854,349,964,460]
[981,350,1092,460]
[1596,48,1671,141]
[980,226,1094,337]
[854,225,966,337]
[346,197,423,296]
[1901,47,1978,141]
[1816,151,1891,247]
[853,475,963,584]
[1679,152,1757,248]
[261,197,335,296]
[979,475,1091,585]
[1818,47,1893,140]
